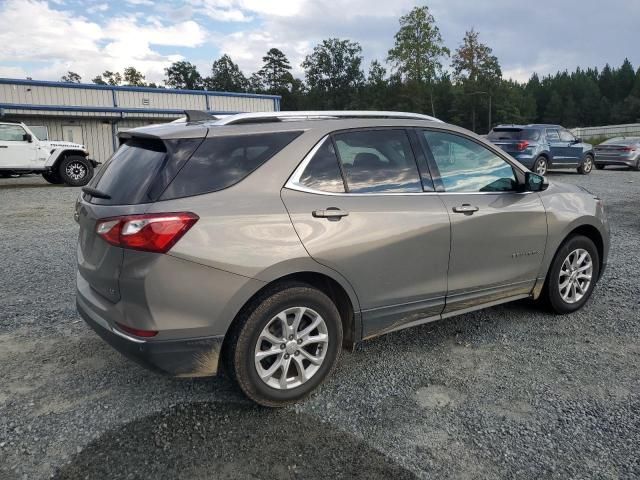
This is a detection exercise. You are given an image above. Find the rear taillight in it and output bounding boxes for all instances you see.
[516,140,529,151]
[620,146,636,152]
[96,212,198,253]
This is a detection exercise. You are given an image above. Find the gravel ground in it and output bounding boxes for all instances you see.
[0,169,638,480]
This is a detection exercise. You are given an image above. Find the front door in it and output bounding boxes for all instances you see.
[0,124,37,169]
[421,129,547,314]
[282,129,451,338]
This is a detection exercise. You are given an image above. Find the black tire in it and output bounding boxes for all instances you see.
[633,159,640,171]
[42,171,63,184]
[0,171,14,178]
[595,164,605,170]
[224,281,343,407]
[58,155,94,187]
[533,156,548,175]
[540,235,600,314]
[578,154,594,175]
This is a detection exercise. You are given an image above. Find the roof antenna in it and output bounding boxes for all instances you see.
[183,110,214,122]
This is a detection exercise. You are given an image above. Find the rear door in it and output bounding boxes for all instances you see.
[282,128,451,338]
[0,124,37,168]
[420,129,547,314]
[547,128,570,165]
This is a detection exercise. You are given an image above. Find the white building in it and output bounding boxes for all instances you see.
[0,78,281,163]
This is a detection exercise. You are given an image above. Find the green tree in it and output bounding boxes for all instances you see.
[123,66,146,86]
[256,48,294,94]
[61,71,81,83]
[95,71,122,86]
[544,91,563,124]
[387,5,449,115]
[302,38,365,109]
[92,76,107,85]
[164,61,203,90]
[205,54,248,92]
[451,29,501,132]
[563,96,578,127]
[364,60,389,109]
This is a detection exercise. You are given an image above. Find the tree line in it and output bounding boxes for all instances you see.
[59,6,640,133]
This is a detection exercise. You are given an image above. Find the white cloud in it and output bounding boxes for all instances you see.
[0,0,206,83]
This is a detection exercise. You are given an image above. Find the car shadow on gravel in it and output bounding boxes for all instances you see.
[52,402,418,480]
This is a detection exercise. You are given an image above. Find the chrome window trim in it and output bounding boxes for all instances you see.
[285,134,536,197]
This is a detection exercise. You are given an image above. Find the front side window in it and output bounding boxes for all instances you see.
[0,125,27,142]
[423,130,517,193]
[559,129,575,142]
[332,130,422,193]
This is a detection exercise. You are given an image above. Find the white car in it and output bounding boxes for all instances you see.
[0,122,98,186]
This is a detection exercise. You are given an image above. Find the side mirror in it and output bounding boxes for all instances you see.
[23,133,33,142]
[524,171,549,192]
[574,137,582,143]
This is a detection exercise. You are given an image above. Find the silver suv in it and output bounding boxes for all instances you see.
[75,111,609,407]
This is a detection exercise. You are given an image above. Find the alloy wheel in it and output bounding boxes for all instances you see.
[583,156,593,173]
[66,161,87,181]
[535,158,547,175]
[254,306,329,390]
[558,248,593,304]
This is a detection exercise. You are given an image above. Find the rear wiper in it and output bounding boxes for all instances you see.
[81,186,111,200]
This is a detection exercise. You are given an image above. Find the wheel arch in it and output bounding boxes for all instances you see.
[564,224,604,278]
[222,270,361,360]
[45,149,88,170]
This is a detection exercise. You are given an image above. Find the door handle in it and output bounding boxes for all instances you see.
[452,204,479,214]
[312,208,349,219]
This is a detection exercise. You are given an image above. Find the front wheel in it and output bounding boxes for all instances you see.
[533,156,548,176]
[225,282,343,407]
[59,156,94,187]
[578,155,594,175]
[633,159,640,171]
[540,235,600,314]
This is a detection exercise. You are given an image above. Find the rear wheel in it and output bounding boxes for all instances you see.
[533,156,548,175]
[42,171,63,184]
[633,159,640,171]
[540,235,600,314]
[578,155,593,175]
[59,156,93,187]
[225,282,342,407]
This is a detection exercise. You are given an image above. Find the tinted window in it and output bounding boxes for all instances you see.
[488,128,540,141]
[333,130,422,193]
[423,131,517,193]
[546,129,560,141]
[297,139,345,193]
[0,124,27,141]
[89,137,202,205]
[162,131,302,200]
[559,130,575,142]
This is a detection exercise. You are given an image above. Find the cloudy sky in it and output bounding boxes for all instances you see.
[0,0,638,86]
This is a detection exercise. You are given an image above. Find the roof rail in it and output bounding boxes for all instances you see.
[212,110,443,125]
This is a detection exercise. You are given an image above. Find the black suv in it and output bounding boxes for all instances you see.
[488,124,595,175]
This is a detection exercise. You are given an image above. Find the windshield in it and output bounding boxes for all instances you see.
[488,128,540,141]
[28,126,49,141]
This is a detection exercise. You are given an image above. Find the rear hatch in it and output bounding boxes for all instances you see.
[76,135,204,302]
[594,139,639,160]
[488,127,540,154]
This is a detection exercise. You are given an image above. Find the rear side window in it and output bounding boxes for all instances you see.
[297,139,346,193]
[488,128,540,141]
[161,131,302,200]
[546,129,560,141]
[333,130,422,193]
[89,138,202,205]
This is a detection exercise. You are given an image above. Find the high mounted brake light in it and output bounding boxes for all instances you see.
[96,212,198,253]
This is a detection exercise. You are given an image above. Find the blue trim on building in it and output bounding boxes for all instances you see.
[0,103,243,116]
[0,77,281,101]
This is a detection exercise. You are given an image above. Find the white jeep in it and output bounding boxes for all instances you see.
[0,122,98,186]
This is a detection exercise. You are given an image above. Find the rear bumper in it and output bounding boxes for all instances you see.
[594,158,637,167]
[511,154,536,169]
[76,294,224,378]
